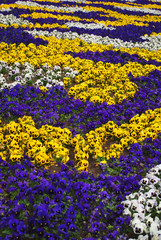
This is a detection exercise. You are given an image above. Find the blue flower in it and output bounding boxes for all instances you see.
[37,227,44,237]
[100,191,108,199]
[116,217,125,226]
[116,204,124,215]
[58,224,68,235]
[17,223,26,235]
[69,223,77,232]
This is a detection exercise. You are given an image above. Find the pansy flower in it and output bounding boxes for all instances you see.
[69,223,77,232]
[8,217,19,230]
[37,227,44,237]
[58,224,68,235]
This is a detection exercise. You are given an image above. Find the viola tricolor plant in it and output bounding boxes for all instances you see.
[0,0,161,239]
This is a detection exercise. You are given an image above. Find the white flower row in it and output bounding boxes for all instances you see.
[65,21,116,30]
[0,13,30,25]
[114,5,161,15]
[122,164,161,239]
[15,1,90,13]
[0,61,79,91]
[25,28,161,51]
[0,7,12,12]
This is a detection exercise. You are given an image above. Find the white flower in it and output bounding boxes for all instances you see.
[138,235,149,240]
[43,64,50,70]
[145,215,154,227]
[8,71,13,77]
[138,195,146,205]
[46,83,52,89]
[156,202,161,213]
[123,208,132,216]
[130,200,140,211]
[145,189,158,198]
[147,174,160,185]
[127,192,139,200]
[146,199,157,209]
[121,199,131,208]
[46,76,53,83]
[140,178,149,186]
[133,212,145,222]
[150,217,160,236]
[34,79,42,87]
[14,62,21,68]
[2,83,9,89]
[24,73,32,81]
[0,77,6,84]
[133,222,147,234]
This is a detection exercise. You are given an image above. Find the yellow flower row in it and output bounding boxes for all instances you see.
[0,116,72,168]
[84,108,161,165]
[0,107,161,172]
[0,2,155,28]
[26,0,161,11]
[24,0,161,28]
[0,23,68,29]
[20,7,148,27]
[0,38,161,105]
[82,5,161,27]
[20,12,95,25]
[87,0,161,10]
[0,3,70,13]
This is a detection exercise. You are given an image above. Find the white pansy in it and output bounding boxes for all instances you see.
[114,5,161,15]
[0,61,65,91]
[0,61,7,67]
[138,235,149,240]
[145,189,158,198]
[138,196,146,205]
[127,192,139,200]
[146,215,154,228]
[133,212,145,222]
[46,83,53,89]
[2,83,10,89]
[65,21,116,30]
[0,13,30,25]
[156,202,161,213]
[46,76,53,82]
[25,28,161,51]
[150,217,160,236]
[123,208,132,216]
[24,73,32,81]
[15,1,89,12]
[0,76,6,84]
[34,79,42,87]
[147,174,160,185]
[14,62,21,68]
[58,81,64,86]
[133,222,147,234]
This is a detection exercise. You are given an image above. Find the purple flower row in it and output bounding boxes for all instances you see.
[0,26,48,46]
[0,135,161,239]
[2,7,117,22]
[0,69,161,135]
[65,50,161,66]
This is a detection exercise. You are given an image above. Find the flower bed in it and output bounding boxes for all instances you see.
[0,0,161,239]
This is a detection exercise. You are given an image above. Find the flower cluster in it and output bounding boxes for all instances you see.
[0,0,161,239]
[122,162,161,239]
[1,135,161,239]
[0,60,79,91]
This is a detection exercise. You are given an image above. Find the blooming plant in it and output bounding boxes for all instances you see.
[122,162,161,239]
[0,0,161,239]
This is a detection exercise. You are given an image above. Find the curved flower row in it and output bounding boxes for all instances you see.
[0,0,161,239]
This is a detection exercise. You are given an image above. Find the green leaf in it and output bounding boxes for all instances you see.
[2,228,12,235]
[10,189,19,200]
